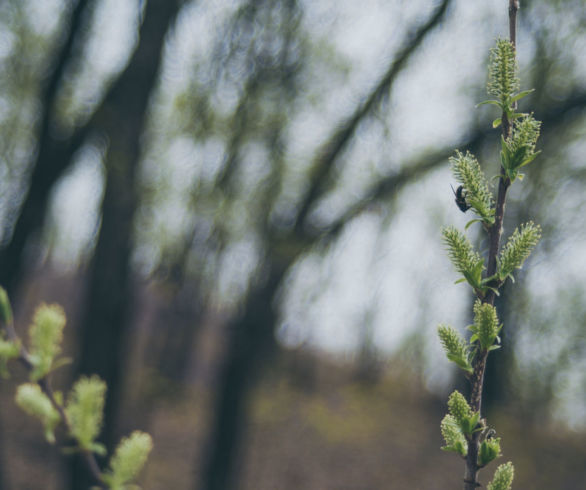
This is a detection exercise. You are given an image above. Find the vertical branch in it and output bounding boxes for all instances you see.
[509,0,519,49]
[485,0,519,304]
[463,5,519,490]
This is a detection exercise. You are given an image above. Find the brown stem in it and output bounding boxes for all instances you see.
[462,4,519,489]
[485,175,510,306]
[36,378,106,486]
[463,349,489,490]
[82,450,107,487]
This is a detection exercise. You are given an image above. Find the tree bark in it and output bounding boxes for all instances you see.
[0,0,95,298]
[69,1,184,488]
[199,261,284,490]
[0,3,95,489]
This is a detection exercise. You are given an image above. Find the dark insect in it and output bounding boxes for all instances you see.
[452,185,471,213]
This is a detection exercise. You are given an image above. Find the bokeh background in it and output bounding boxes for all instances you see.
[0,0,585,488]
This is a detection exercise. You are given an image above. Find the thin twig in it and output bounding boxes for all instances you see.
[509,0,519,49]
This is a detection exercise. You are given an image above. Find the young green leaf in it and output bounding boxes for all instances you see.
[447,390,480,435]
[510,88,535,104]
[476,99,501,108]
[479,437,502,466]
[501,114,541,181]
[0,336,20,378]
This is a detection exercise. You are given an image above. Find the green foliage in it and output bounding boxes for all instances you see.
[447,390,480,436]
[487,462,515,490]
[437,324,473,373]
[104,431,154,490]
[66,376,107,455]
[0,291,23,379]
[442,226,485,292]
[15,383,61,443]
[0,287,155,487]
[500,114,542,182]
[0,335,20,378]
[479,436,502,467]
[449,151,494,225]
[469,300,501,351]
[0,287,14,326]
[440,414,468,457]
[28,303,67,381]
[498,221,542,283]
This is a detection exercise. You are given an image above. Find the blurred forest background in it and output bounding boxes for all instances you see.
[0,0,585,488]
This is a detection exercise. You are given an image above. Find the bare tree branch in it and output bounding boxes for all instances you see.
[308,89,586,247]
[293,0,452,234]
[0,0,96,295]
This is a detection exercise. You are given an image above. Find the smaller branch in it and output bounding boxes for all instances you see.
[36,0,93,156]
[509,0,519,49]
[463,348,489,490]
[38,378,70,426]
[293,0,452,234]
[83,450,106,486]
[1,317,106,487]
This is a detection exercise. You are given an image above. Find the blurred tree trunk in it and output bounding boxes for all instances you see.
[0,386,7,490]
[145,224,207,384]
[355,309,382,385]
[150,272,204,384]
[0,3,95,489]
[70,1,183,488]
[199,260,284,490]
[198,3,452,489]
[0,0,95,298]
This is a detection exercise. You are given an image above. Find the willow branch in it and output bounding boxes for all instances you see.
[1,317,106,487]
[463,6,519,490]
